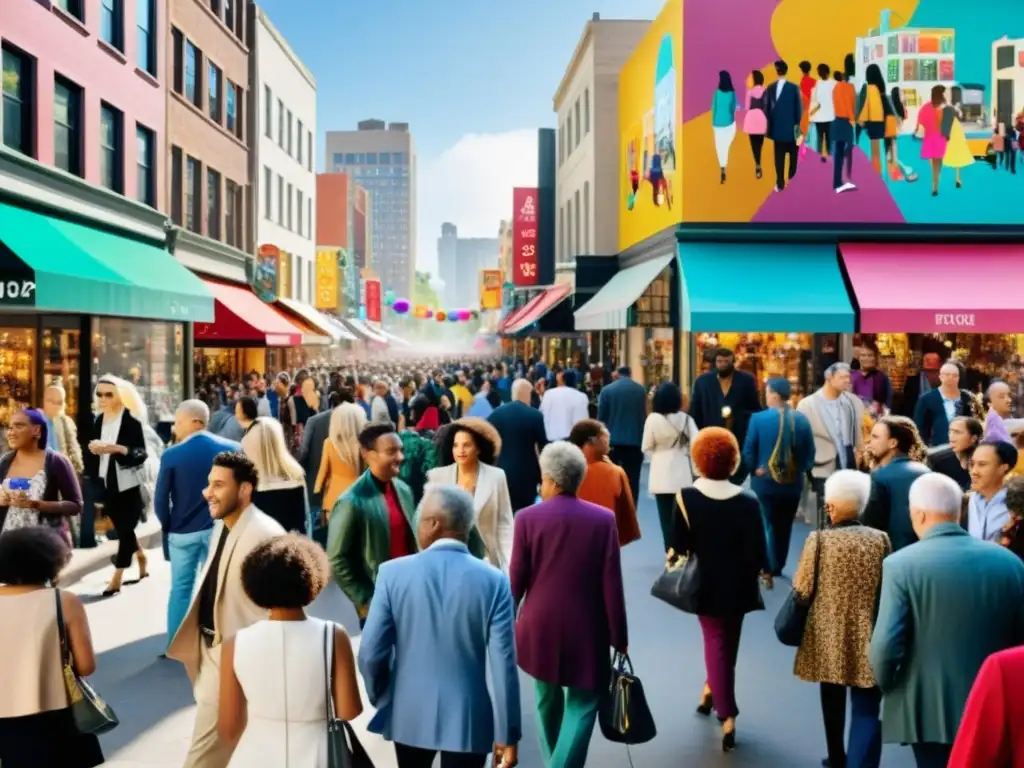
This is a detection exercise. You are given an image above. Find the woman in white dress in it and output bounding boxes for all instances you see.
[219,534,364,767]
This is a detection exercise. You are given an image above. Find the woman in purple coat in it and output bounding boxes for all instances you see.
[510,441,628,768]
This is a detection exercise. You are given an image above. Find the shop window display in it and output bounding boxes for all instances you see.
[41,325,80,418]
[0,327,35,434]
[641,328,674,387]
[92,318,184,425]
[696,332,816,401]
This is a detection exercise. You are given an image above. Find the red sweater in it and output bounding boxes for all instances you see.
[949,646,1024,767]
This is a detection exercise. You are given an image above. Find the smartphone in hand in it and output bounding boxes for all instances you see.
[8,478,31,493]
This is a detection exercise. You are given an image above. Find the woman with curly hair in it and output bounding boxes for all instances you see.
[668,427,769,752]
[427,417,514,572]
[218,534,363,766]
[862,416,931,552]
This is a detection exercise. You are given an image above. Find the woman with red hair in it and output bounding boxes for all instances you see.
[668,427,769,752]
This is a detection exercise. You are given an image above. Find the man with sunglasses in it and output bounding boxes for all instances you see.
[154,399,241,652]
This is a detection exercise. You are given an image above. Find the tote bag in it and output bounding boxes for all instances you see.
[598,652,657,745]
[774,530,823,647]
[649,491,701,614]
[55,589,119,735]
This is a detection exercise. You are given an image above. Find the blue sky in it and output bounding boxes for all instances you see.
[257,0,664,273]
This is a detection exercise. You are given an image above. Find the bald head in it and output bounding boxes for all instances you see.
[42,385,66,418]
[173,399,210,442]
[511,378,533,404]
[938,362,960,392]
[988,380,1012,417]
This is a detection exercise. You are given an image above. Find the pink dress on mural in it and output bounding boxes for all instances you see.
[916,103,948,160]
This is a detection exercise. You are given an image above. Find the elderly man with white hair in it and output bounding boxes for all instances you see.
[487,377,548,512]
[789,469,890,768]
[510,442,628,768]
[869,472,1024,768]
[154,399,241,650]
[358,484,521,768]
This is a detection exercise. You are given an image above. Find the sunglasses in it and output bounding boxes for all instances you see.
[97,391,116,399]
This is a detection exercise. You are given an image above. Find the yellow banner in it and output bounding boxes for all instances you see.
[480,269,502,310]
[315,249,339,310]
[278,251,292,300]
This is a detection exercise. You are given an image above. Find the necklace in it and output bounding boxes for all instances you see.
[455,465,477,494]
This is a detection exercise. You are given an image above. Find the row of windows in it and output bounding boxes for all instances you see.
[205,0,247,46]
[263,86,313,173]
[558,181,590,263]
[262,166,313,240]
[170,146,244,248]
[54,0,157,76]
[2,46,156,206]
[171,28,244,142]
[558,88,591,167]
[332,164,409,178]
[332,151,407,166]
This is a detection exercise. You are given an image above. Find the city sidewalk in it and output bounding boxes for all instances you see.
[60,517,164,587]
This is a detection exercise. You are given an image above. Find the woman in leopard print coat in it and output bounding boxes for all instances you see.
[792,469,891,768]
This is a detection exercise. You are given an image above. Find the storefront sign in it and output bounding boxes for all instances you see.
[480,269,502,309]
[365,279,381,322]
[512,188,539,287]
[0,276,35,307]
[934,313,975,328]
[315,249,339,310]
[253,245,279,303]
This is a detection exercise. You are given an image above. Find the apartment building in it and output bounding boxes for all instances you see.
[167,0,251,255]
[254,7,316,303]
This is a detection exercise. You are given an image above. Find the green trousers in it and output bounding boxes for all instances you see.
[533,678,602,768]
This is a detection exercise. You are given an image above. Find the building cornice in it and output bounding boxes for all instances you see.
[170,227,253,284]
[0,146,169,242]
[255,7,316,89]
[553,21,594,110]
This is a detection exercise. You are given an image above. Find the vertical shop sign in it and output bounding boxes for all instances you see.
[253,245,279,302]
[512,188,539,286]
[365,279,381,322]
[480,269,502,309]
[315,249,339,310]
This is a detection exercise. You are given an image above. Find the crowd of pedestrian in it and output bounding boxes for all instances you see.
[2,350,1024,767]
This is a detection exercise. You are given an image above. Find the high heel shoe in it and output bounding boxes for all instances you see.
[721,718,736,752]
[696,684,714,716]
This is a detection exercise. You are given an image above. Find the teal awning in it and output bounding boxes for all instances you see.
[680,243,854,332]
[574,252,675,331]
[0,200,214,322]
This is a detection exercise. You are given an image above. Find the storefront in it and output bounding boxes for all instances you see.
[275,297,354,367]
[498,283,585,367]
[342,318,390,349]
[0,182,213,434]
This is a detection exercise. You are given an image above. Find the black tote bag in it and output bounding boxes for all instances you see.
[774,529,823,647]
[55,589,119,735]
[323,623,375,768]
[598,653,657,745]
[650,491,701,614]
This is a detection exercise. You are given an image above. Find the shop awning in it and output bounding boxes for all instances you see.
[574,253,675,331]
[378,327,412,346]
[276,297,354,344]
[497,304,528,333]
[319,314,358,342]
[503,283,572,335]
[0,199,213,322]
[680,243,855,332]
[840,243,1024,333]
[344,318,389,345]
[194,280,305,347]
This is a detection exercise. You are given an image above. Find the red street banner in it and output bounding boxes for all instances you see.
[365,279,381,322]
[512,187,538,286]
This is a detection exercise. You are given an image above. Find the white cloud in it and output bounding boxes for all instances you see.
[416,130,537,277]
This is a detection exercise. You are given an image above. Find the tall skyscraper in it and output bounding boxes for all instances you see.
[436,223,499,309]
[325,120,416,299]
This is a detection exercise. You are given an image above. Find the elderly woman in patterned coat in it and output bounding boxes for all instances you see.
[792,469,890,768]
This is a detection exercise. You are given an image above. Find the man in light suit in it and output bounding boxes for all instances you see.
[359,484,521,768]
[797,362,865,527]
[764,59,802,191]
[870,473,1024,768]
[168,451,285,768]
[154,400,240,650]
[597,366,648,504]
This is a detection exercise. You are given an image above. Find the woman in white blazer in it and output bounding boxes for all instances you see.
[642,382,698,552]
[426,417,514,573]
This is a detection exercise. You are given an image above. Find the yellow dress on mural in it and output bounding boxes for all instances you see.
[943,117,974,169]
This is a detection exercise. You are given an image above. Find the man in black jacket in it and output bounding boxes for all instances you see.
[488,378,548,513]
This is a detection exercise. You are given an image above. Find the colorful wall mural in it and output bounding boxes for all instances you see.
[618,0,682,251]
[674,0,1024,225]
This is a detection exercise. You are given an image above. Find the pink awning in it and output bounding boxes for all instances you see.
[840,244,1024,334]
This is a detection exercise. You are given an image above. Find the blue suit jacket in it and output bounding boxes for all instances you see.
[742,407,815,497]
[912,388,975,446]
[358,540,521,754]
[597,377,648,447]
[869,523,1024,745]
[764,79,802,143]
[154,431,241,535]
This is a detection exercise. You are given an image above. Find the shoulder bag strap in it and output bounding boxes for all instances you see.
[54,588,70,667]
[324,621,337,722]
[674,490,691,530]
[807,531,824,602]
[282,626,290,768]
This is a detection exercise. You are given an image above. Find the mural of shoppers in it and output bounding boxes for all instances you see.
[916,85,950,197]
[743,70,768,180]
[649,152,671,208]
[809,63,834,163]
[764,60,802,192]
[857,63,889,174]
[798,61,815,157]
[712,70,738,184]
[885,87,917,182]
[942,97,973,190]
[830,69,857,193]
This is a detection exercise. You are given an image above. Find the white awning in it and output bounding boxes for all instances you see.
[275,298,355,344]
[378,327,412,346]
[344,318,389,345]
[574,252,675,331]
[318,313,359,342]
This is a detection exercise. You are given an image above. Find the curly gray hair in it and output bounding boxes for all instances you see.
[539,442,587,496]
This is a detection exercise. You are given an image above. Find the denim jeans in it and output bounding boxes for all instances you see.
[820,683,882,768]
[167,528,213,646]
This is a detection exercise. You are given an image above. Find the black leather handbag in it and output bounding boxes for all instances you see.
[774,529,823,647]
[598,653,657,745]
[650,491,701,614]
[323,623,374,768]
[55,590,119,735]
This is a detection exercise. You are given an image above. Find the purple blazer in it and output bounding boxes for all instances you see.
[510,494,628,691]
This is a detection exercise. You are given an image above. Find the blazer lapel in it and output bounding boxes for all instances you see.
[474,465,495,515]
[213,509,251,643]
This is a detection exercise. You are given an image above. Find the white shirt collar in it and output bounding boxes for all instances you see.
[693,477,744,500]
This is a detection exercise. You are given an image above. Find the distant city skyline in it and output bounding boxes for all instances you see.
[252,0,663,278]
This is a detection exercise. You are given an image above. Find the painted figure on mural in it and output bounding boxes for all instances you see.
[764,60,803,191]
[743,70,768,180]
[711,71,738,184]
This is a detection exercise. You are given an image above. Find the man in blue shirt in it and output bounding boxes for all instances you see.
[967,440,1017,542]
[154,399,240,650]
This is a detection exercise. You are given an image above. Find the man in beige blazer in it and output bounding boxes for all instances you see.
[797,362,865,527]
[168,451,285,768]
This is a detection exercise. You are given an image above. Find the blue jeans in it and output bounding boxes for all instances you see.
[821,683,882,768]
[166,528,213,646]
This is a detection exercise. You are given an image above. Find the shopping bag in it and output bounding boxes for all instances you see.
[650,491,701,613]
[599,652,656,745]
[56,590,119,735]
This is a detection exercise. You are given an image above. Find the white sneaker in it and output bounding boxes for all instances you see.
[835,182,857,193]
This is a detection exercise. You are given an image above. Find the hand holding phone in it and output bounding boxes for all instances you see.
[8,477,31,493]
